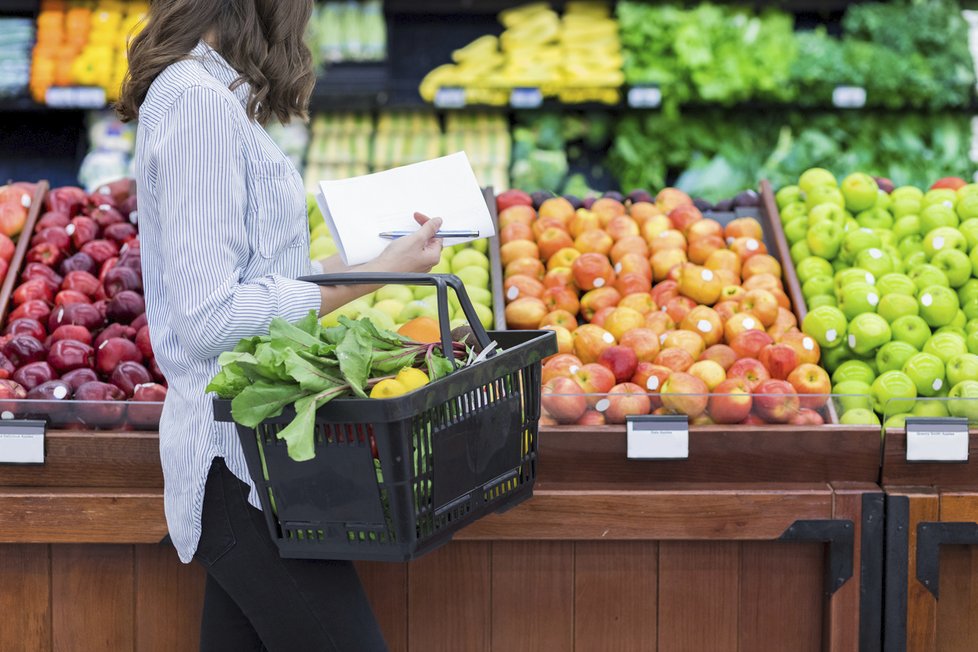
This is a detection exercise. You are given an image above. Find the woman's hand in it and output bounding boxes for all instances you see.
[374,212,444,274]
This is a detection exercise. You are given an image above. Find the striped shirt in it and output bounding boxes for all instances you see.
[134,41,322,563]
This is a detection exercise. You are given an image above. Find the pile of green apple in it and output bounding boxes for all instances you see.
[307,195,495,331]
[777,169,978,427]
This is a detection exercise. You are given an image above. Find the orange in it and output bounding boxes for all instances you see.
[397,317,441,344]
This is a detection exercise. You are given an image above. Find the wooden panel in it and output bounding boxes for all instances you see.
[0,432,163,488]
[937,545,978,652]
[0,544,51,652]
[938,492,978,522]
[134,544,205,652]
[538,426,880,485]
[0,490,166,543]
[356,561,408,652]
[491,541,573,651]
[739,541,823,651]
[51,544,134,652]
[827,484,873,652]
[573,541,657,651]
[460,486,833,541]
[907,492,940,652]
[881,430,978,488]
[658,541,740,651]
[408,542,490,652]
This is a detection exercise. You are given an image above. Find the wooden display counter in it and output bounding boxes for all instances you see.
[0,424,883,651]
[881,428,978,652]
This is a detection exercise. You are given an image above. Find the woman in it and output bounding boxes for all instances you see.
[117,2,441,649]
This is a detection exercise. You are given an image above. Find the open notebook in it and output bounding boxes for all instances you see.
[315,152,495,266]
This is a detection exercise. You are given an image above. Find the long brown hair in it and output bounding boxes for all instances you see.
[117,0,315,125]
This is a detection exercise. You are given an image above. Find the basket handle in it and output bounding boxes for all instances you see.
[298,272,493,368]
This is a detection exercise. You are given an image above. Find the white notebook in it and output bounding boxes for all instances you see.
[315,152,495,266]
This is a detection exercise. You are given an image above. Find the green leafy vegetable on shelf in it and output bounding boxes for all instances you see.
[208,313,470,462]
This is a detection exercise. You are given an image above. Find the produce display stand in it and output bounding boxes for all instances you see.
[881,421,978,652]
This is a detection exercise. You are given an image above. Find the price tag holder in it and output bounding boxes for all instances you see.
[0,420,46,465]
[510,87,543,109]
[626,415,688,460]
[45,86,107,109]
[434,87,466,109]
[832,86,866,109]
[906,417,970,463]
[627,85,662,109]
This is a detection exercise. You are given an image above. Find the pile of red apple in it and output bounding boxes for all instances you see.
[0,182,39,282]
[0,181,166,425]
[495,187,832,426]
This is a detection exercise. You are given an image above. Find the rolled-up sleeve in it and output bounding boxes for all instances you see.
[152,86,322,361]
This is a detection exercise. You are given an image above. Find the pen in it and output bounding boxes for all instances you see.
[378,230,481,239]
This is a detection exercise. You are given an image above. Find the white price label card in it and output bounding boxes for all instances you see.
[0,420,46,464]
[832,86,867,109]
[906,417,970,463]
[45,86,107,109]
[510,87,543,109]
[627,85,662,109]
[626,415,688,460]
[434,87,466,109]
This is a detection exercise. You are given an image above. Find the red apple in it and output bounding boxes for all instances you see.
[752,379,800,424]
[601,382,652,424]
[727,358,771,390]
[699,344,737,371]
[786,363,831,410]
[575,409,606,426]
[729,329,775,360]
[788,408,825,426]
[597,345,639,383]
[659,371,709,418]
[542,377,588,424]
[542,354,583,384]
[572,363,616,406]
[758,343,800,380]
[708,378,753,424]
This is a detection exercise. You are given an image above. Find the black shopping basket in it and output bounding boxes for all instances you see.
[213,272,556,561]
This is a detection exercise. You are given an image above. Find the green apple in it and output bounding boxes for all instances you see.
[464,286,493,307]
[947,380,978,421]
[806,222,844,259]
[876,273,917,297]
[892,186,924,202]
[832,360,877,385]
[957,218,978,250]
[923,331,968,364]
[877,189,892,211]
[834,382,874,413]
[913,399,950,418]
[470,239,489,254]
[799,167,838,194]
[876,340,917,373]
[802,275,835,301]
[957,183,978,200]
[803,305,848,349]
[923,226,968,257]
[841,229,882,262]
[971,246,978,279]
[960,280,978,304]
[455,266,490,289]
[891,197,922,219]
[919,203,959,234]
[320,298,371,326]
[309,238,338,260]
[841,172,879,212]
[821,344,856,373]
[841,408,881,426]
[471,302,494,329]
[884,413,912,428]
[780,202,810,226]
[877,293,919,323]
[855,207,894,230]
[918,285,960,327]
[902,249,927,269]
[450,249,489,274]
[836,268,876,291]
[439,247,455,263]
[791,240,812,264]
[931,249,971,288]
[398,300,438,322]
[359,306,397,333]
[376,285,415,304]
[373,299,406,321]
[413,285,437,300]
[951,310,968,330]
[808,295,838,309]
[854,247,894,279]
[776,185,804,209]
[955,193,978,221]
[838,282,880,321]
[784,218,810,245]
[909,264,950,291]
[922,188,958,209]
[892,215,921,241]
[796,256,834,284]
[902,352,946,396]
[430,259,452,275]
[946,353,978,387]
[871,370,917,414]
[807,202,847,228]
[806,186,845,211]
[891,315,932,350]
[848,313,891,355]
[875,228,896,247]
[968,329,978,355]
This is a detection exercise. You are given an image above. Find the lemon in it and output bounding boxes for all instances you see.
[370,379,408,399]
[395,367,430,392]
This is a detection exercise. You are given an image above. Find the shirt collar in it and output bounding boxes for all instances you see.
[190,40,250,107]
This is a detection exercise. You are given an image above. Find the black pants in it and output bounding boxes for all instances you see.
[194,457,389,652]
